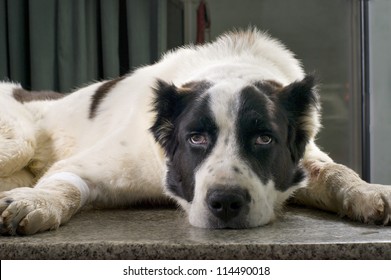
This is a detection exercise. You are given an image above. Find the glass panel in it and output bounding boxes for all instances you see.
[369,0,391,184]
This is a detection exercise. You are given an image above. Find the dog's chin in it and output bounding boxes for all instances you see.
[206,218,250,229]
[188,212,272,229]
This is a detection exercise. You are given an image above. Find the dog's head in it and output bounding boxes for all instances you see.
[150,76,319,228]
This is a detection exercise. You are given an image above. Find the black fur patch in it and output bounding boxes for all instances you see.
[89,76,125,119]
[292,168,307,185]
[277,75,319,163]
[150,80,215,202]
[13,88,64,103]
[236,75,317,191]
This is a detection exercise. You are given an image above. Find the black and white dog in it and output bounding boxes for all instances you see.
[1,29,390,235]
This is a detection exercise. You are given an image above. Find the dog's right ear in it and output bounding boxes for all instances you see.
[277,75,321,163]
[150,80,189,151]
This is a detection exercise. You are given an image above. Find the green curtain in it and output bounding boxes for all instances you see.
[0,0,165,92]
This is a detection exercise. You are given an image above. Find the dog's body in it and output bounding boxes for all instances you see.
[1,29,391,235]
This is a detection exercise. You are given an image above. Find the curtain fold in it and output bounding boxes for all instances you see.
[29,0,57,90]
[3,0,29,85]
[0,0,9,78]
[0,0,163,93]
[99,0,120,78]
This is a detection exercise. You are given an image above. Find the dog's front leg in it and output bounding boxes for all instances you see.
[292,141,391,225]
[0,172,88,235]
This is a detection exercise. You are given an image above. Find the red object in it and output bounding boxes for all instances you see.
[196,0,211,44]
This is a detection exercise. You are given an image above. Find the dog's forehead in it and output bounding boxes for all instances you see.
[207,82,242,123]
[205,80,277,125]
[178,79,282,134]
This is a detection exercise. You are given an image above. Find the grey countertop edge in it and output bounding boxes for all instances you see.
[1,241,391,260]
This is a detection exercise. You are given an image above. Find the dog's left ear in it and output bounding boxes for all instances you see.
[277,75,320,163]
[150,80,193,153]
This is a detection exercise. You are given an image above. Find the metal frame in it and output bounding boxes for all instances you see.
[360,0,371,182]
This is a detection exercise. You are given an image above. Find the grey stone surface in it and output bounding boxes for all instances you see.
[1,206,391,259]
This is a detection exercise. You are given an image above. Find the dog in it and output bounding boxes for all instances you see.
[1,29,391,235]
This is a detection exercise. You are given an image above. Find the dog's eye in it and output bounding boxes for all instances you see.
[189,134,208,145]
[255,135,272,145]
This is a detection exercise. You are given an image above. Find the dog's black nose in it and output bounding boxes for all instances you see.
[207,187,250,222]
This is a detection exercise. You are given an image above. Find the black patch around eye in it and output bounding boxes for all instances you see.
[236,84,302,191]
[236,86,278,185]
[236,78,317,192]
[165,96,218,202]
[150,80,217,203]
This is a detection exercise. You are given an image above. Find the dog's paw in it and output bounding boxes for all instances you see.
[0,188,61,235]
[341,184,391,225]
